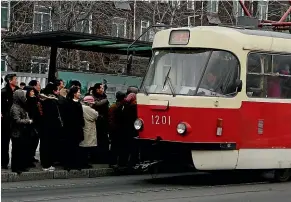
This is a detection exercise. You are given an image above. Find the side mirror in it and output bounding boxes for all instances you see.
[235,79,242,92]
[126,54,133,74]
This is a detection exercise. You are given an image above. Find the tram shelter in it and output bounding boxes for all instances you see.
[4,30,152,82]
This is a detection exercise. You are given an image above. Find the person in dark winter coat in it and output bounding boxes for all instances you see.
[23,86,41,165]
[27,80,43,163]
[1,74,19,169]
[39,83,62,171]
[63,86,85,170]
[92,83,110,163]
[10,89,33,174]
[122,90,139,167]
[108,91,126,166]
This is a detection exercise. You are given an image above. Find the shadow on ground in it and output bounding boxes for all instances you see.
[143,171,269,187]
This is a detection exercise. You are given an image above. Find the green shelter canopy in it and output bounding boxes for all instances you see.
[4,30,152,57]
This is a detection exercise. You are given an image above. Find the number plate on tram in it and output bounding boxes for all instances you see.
[151,115,171,125]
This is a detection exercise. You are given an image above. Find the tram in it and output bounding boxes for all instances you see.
[133,26,291,182]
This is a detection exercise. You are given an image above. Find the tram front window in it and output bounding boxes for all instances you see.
[141,49,240,97]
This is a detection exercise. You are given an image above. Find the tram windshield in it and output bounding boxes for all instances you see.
[140,49,240,97]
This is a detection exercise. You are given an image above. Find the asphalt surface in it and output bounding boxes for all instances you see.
[2,172,291,202]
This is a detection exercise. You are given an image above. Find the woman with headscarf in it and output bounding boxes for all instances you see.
[63,86,85,170]
[79,95,98,168]
[10,89,33,174]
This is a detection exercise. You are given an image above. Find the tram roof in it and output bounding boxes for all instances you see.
[153,26,291,53]
[3,30,152,57]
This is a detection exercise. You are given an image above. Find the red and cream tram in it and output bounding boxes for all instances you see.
[134,26,291,182]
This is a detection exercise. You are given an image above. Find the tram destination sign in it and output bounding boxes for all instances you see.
[169,30,190,45]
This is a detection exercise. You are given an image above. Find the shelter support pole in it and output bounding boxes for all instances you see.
[48,46,58,83]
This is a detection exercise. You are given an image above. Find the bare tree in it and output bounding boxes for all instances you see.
[2,1,290,76]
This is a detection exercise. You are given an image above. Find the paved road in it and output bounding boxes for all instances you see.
[2,172,291,202]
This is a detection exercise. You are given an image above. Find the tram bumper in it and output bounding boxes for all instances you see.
[135,137,238,171]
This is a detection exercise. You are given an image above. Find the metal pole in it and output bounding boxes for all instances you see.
[126,24,173,74]
[238,0,252,17]
[259,22,291,27]
[133,0,136,40]
[48,46,58,83]
[278,6,291,22]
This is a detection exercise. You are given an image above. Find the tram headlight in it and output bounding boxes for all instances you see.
[134,118,143,131]
[177,123,187,135]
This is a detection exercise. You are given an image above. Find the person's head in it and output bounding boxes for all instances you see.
[44,82,59,95]
[13,89,27,105]
[4,74,17,87]
[23,86,35,98]
[70,80,81,88]
[126,86,138,95]
[115,91,126,102]
[82,95,95,107]
[93,83,104,96]
[206,72,217,84]
[67,86,81,100]
[20,82,26,89]
[125,93,137,104]
[28,80,41,92]
[55,79,64,90]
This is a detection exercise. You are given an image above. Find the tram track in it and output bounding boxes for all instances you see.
[3,172,289,202]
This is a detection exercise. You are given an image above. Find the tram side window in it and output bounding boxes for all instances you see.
[246,53,291,99]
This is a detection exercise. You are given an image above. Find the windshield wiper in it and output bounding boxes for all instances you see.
[194,51,213,95]
[162,67,176,97]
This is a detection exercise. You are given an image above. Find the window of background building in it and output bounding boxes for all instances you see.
[140,20,150,41]
[33,4,51,32]
[188,16,195,27]
[79,61,90,71]
[207,0,219,13]
[257,0,269,20]
[1,55,8,72]
[73,13,92,33]
[160,0,169,4]
[171,0,180,7]
[246,52,291,99]
[31,57,49,74]
[112,17,127,38]
[187,0,194,10]
[233,0,244,18]
[1,1,9,30]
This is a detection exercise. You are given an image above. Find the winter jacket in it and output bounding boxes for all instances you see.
[64,99,85,143]
[108,101,124,139]
[10,90,32,138]
[79,105,98,147]
[122,99,138,139]
[1,84,19,119]
[39,93,64,138]
[92,93,109,134]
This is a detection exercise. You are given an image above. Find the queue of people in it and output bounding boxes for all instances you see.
[1,74,139,174]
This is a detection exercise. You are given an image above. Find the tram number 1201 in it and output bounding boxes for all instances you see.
[151,115,171,125]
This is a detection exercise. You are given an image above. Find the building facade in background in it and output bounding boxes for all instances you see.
[1,0,291,77]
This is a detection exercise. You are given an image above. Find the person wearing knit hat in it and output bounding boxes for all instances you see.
[79,95,98,168]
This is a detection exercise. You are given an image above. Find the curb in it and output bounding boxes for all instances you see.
[1,168,115,183]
